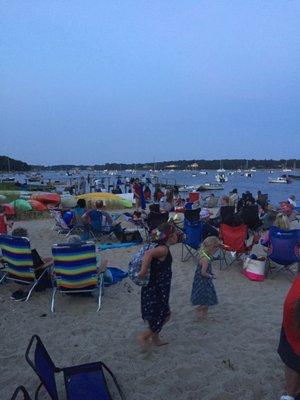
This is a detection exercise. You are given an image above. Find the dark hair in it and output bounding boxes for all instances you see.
[95,200,104,209]
[76,199,86,208]
[12,227,28,237]
[0,205,4,213]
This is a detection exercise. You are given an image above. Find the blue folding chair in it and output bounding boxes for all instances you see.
[181,220,203,262]
[11,386,32,400]
[25,335,125,400]
[265,226,300,279]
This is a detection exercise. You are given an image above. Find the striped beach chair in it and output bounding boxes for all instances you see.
[51,241,103,312]
[0,235,49,301]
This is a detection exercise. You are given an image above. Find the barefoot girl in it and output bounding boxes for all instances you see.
[191,236,220,319]
[138,223,178,349]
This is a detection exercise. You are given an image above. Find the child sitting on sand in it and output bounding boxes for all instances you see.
[191,236,220,319]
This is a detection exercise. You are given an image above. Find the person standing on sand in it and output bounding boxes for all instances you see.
[191,236,220,319]
[138,223,178,349]
[132,178,142,209]
[278,275,300,400]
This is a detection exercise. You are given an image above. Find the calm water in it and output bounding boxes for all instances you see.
[2,169,300,206]
[1,169,300,205]
[153,169,300,205]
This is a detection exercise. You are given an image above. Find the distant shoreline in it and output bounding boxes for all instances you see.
[1,155,299,172]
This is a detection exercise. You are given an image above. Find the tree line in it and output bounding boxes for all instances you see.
[0,156,31,171]
[1,156,298,172]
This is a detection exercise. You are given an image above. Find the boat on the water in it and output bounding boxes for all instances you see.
[269,177,292,184]
[215,173,228,183]
[178,185,198,192]
[1,177,15,182]
[178,182,224,192]
[197,183,224,191]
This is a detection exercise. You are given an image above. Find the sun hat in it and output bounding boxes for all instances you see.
[200,209,212,218]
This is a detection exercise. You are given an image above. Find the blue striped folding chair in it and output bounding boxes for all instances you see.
[0,235,50,301]
[51,241,103,312]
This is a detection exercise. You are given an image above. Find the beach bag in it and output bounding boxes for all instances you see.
[128,243,157,286]
[243,256,266,282]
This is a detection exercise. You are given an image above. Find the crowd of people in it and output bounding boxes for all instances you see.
[0,182,299,400]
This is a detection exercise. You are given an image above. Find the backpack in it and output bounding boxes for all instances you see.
[128,243,157,286]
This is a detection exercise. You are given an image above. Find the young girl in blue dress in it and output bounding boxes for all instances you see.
[191,236,220,319]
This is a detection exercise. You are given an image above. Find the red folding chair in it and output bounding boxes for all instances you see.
[219,224,254,270]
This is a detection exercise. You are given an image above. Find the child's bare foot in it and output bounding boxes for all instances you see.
[138,334,151,353]
[152,333,169,346]
[152,337,169,346]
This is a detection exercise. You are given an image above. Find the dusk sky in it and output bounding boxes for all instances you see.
[1,1,300,165]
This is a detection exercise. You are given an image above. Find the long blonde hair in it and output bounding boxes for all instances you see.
[200,236,220,259]
[274,213,290,230]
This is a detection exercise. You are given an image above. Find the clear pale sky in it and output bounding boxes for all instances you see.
[1,1,300,165]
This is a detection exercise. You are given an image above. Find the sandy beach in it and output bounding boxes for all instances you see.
[0,216,297,400]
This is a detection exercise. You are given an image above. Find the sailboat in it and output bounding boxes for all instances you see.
[243,160,252,178]
[217,160,225,173]
[282,161,292,172]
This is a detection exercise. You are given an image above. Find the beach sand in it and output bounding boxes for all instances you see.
[0,216,296,399]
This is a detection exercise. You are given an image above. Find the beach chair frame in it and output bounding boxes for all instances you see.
[25,335,125,400]
[0,235,51,301]
[10,386,33,400]
[51,241,103,312]
[264,227,300,280]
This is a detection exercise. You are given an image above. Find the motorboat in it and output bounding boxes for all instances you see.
[215,173,228,183]
[197,183,224,191]
[178,185,198,192]
[268,177,292,184]
[199,171,208,175]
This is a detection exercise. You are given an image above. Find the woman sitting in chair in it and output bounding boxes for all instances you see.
[82,200,113,234]
[261,213,290,247]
